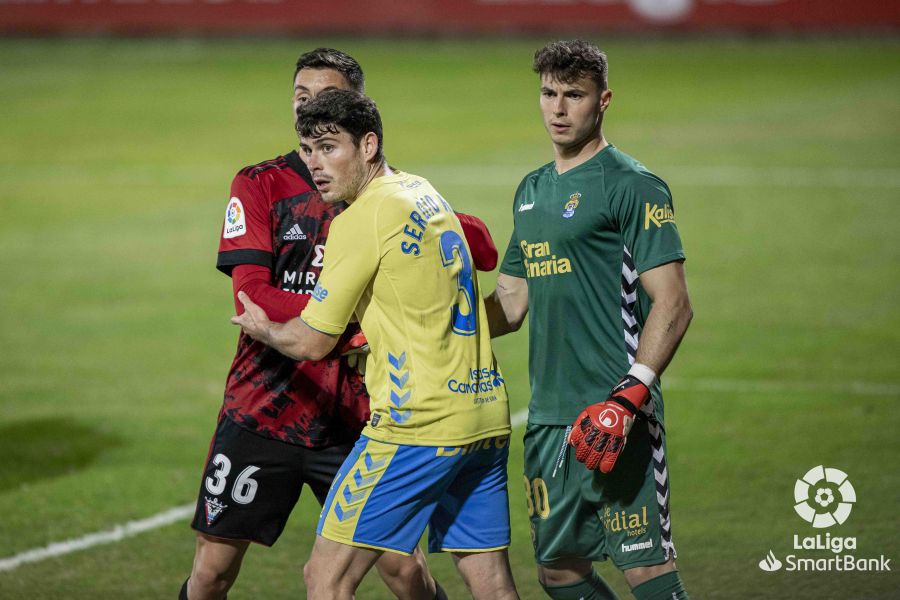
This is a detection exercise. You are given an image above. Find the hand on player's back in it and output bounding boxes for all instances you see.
[340,332,369,375]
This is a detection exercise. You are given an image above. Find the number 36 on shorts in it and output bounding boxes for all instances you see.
[204,452,261,505]
[523,476,550,519]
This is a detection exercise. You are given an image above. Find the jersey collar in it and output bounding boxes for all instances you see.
[551,143,615,181]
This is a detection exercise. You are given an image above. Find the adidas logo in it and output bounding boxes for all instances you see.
[283,224,307,241]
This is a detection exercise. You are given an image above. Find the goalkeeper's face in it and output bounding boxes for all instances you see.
[539,73,610,152]
[300,128,369,204]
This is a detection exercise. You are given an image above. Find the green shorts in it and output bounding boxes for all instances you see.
[522,415,677,570]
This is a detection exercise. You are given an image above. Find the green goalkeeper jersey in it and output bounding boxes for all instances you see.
[499,144,685,425]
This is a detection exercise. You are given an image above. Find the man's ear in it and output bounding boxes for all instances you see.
[361,132,379,162]
[599,88,613,113]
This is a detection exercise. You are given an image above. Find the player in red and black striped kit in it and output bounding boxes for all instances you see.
[182,49,499,600]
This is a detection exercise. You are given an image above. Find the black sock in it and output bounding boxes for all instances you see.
[434,578,448,600]
[180,577,227,600]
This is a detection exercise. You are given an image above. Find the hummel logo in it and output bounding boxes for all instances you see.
[283,224,307,241]
[518,201,535,212]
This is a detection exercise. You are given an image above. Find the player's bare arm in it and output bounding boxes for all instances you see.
[633,260,693,375]
[231,290,337,361]
[569,260,692,474]
[484,273,529,338]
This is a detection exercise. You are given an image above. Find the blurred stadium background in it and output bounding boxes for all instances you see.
[1,2,898,598]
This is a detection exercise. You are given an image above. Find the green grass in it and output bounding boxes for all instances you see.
[1,37,899,599]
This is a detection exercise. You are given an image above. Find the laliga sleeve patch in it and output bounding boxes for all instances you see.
[223,197,247,239]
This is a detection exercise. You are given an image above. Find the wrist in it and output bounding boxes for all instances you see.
[262,321,278,346]
[627,363,657,388]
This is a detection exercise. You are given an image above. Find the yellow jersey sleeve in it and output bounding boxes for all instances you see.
[304,171,510,446]
[300,207,378,336]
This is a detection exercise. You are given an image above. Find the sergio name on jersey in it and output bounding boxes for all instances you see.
[301,171,511,446]
[500,145,685,426]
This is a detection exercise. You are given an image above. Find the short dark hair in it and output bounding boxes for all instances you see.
[294,47,365,93]
[533,40,608,91]
[296,89,383,162]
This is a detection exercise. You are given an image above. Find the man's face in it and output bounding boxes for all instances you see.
[292,68,352,126]
[539,73,609,150]
[300,129,367,204]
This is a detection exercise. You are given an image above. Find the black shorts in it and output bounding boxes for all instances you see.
[190,416,355,546]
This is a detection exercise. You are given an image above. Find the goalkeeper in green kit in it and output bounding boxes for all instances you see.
[485,40,693,600]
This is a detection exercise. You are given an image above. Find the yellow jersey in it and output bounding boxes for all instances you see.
[301,171,510,446]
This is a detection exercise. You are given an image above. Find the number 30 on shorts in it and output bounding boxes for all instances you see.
[523,476,550,519]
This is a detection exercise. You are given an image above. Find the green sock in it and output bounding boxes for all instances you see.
[631,570,689,600]
[541,570,619,600]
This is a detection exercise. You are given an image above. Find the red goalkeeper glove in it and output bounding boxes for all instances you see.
[568,375,650,473]
[340,332,369,376]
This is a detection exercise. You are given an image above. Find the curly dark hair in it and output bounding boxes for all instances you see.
[296,89,383,162]
[294,47,365,93]
[533,40,608,91]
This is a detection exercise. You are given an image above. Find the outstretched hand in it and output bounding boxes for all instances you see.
[231,291,274,344]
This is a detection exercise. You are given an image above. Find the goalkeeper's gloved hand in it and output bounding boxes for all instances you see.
[568,375,650,474]
[340,332,369,376]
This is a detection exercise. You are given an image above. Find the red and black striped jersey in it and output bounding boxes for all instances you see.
[216,150,369,447]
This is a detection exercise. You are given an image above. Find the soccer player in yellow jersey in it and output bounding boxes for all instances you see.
[232,89,519,600]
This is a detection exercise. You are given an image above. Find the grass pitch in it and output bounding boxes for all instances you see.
[1,37,899,599]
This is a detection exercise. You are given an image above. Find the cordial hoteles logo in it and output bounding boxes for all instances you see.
[793,465,855,528]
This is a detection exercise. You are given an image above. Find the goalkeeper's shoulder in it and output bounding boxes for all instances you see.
[519,161,555,186]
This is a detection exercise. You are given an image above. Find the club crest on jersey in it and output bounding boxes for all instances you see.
[562,192,581,219]
[223,197,246,239]
[204,496,228,525]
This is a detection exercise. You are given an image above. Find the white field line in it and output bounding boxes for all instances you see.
[0,504,195,572]
[510,406,528,428]
[1,374,896,573]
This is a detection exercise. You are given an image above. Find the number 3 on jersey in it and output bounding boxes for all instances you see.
[439,230,476,336]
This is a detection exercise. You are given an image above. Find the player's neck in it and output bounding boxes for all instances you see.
[348,160,392,204]
[554,134,608,175]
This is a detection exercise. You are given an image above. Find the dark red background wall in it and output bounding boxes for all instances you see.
[2,0,897,34]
